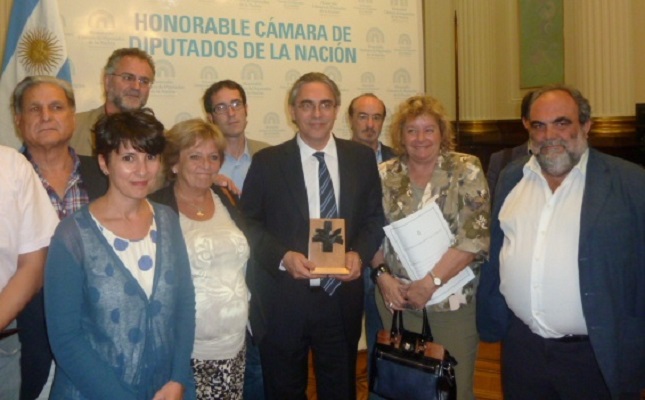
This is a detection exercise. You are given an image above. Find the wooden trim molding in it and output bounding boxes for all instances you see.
[454,117,644,170]
[590,116,636,137]
[456,120,500,135]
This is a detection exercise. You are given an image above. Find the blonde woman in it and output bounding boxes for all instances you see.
[373,95,490,400]
[150,119,250,399]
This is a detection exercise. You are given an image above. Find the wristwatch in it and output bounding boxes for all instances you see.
[429,271,443,287]
[371,263,391,283]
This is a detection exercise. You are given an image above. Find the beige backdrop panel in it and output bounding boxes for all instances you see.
[51,0,425,147]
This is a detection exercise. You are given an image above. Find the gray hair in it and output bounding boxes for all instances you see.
[104,47,155,77]
[288,72,340,106]
[11,75,75,115]
[528,84,592,124]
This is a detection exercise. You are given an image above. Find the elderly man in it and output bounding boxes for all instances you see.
[0,144,59,400]
[70,47,155,156]
[241,72,384,399]
[477,84,645,399]
[11,76,107,399]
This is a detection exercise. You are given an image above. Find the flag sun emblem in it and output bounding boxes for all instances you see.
[18,28,63,75]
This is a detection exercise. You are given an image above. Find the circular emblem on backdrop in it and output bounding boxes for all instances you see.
[17,28,63,74]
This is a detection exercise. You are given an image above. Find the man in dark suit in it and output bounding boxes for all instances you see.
[486,90,533,200]
[477,84,645,399]
[347,92,394,400]
[240,72,385,400]
[348,93,395,162]
[486,142,528,199]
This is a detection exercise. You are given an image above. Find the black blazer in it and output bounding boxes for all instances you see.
[78,155,108,200]
[381,143,396,163]
[486,142,528,200]
[240,136,385,347]
[148,183,246,233]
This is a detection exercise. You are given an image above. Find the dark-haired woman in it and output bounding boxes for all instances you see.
[44,109,196,400]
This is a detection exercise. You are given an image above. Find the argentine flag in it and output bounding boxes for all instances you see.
[0,0,71,148]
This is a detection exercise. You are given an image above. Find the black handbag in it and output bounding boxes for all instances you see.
[370,308,457,400]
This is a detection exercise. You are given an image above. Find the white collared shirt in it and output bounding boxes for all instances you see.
[499,149,589,338]
[376,142,383,164]
[296,133,341,218]
[286,134,340,285]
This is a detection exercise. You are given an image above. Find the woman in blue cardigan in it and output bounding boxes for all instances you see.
[44,109,196,400]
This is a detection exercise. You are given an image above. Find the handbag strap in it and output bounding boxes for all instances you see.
[420,308,434,342]
[390,308,435,342]
[389,309,403,336]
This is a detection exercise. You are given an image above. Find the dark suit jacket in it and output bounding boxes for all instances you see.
[148,183,243,229]
[486,142,528,200]
[477,149,645,399]
[78,155,108,200]
[240,136,385,348]
[380,142,396,163]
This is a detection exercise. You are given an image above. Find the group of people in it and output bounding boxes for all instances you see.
[0,45,643,400]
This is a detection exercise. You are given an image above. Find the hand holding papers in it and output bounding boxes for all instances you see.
[383,201,475,306]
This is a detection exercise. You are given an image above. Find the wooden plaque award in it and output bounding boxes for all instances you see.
[308,218,348,275]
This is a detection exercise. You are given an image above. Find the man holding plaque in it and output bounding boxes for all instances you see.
[240,72,385,399]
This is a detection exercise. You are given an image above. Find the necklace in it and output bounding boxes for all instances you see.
[175,188,209,217]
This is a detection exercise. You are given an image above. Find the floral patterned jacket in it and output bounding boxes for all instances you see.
[379,152,491,312]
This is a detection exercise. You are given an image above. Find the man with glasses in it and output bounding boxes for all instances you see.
[241,72,384,399]
[203,80,270,193]
[70,48,155,156]
[202,79,269,398]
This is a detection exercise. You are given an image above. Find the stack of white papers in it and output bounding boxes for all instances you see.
[383,202,474,306]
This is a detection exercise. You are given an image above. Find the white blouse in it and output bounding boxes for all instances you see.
[179,192,250,360]
[92,205,157,299]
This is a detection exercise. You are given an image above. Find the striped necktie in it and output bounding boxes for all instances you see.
[314,152,342,296]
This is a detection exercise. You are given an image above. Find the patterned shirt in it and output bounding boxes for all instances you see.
[23,147,89,220]
[379,152,491,311]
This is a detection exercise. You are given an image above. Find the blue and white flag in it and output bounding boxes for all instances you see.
[0,0,71,148]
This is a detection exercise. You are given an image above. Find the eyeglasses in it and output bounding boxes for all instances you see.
[296,100,336,113]
[211,100,244,115]
[110,73,153,87]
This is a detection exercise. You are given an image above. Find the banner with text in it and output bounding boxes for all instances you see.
[43,0,423,146]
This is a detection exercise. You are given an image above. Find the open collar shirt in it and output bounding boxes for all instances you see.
[499,150,589,338]
[23,147,89,220]
[220,138,253,190]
